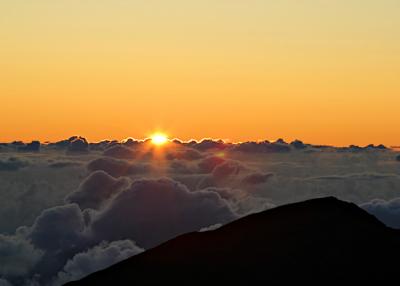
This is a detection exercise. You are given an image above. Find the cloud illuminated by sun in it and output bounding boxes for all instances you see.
[151,133,169,146]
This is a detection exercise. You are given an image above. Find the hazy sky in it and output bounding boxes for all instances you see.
[1,1,399,145]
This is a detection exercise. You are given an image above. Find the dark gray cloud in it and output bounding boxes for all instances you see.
[0,173,238,284]
[189,139,228,151]
[232,141,290,153]
[2,201,141,285]
[201,187,237,201]
[197,156,226,173]
[54,240,143,285]
[22,204,86,252]
[0,278,12,286]
[168,160,196,174]
[0,223,137,285]
[90,178,237,249]
[361,198,400,229]
[197,160,258,190]
[49,136,79,149]
[307,173,400,181]
[212,160,246,179]
[0,158,29,172]
[336,144,388,153]
[121,138,141,147]
[89,140,118,151]
[0,234,43,278]
[241,172,274,185]
[12,204,90,284]
[165,148,204,161]
[103,145,136,159]
[48,161,82,169]
[87,157,150,177]
[67,137,89,154]
[66,171,129,210]
[18,141,41,152]
[202,187,275,215]
[290,140,307,149]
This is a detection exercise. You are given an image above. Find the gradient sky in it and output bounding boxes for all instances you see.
[1,1,399,146]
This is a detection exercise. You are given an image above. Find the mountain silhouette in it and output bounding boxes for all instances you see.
[66,197,400,285]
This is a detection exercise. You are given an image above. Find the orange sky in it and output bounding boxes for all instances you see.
[1,1,399,146]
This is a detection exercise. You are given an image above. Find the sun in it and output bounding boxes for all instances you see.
[151,133,168,146]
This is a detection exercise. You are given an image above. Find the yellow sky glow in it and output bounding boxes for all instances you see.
[1,1,399,146]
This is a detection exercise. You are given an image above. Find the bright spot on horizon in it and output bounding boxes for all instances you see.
[151,133,168,146]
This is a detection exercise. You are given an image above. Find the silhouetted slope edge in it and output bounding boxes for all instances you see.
[66,197,400,286]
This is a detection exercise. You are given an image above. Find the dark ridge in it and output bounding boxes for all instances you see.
[66,197,400,286]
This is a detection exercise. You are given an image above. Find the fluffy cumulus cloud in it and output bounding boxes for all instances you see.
[54,240,143,285]
[24,204,86,252]
[0,136,399,285]
[2,203,140,285]
[0,234,43,278]
[90,178,237,249]
[65,171,129,210]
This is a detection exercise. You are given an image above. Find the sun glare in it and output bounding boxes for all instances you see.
[151,133,168,146]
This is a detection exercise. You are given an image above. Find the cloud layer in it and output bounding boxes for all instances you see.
[0,137,399,285]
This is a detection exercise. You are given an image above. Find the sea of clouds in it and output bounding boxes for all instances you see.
[0,136,399,285]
